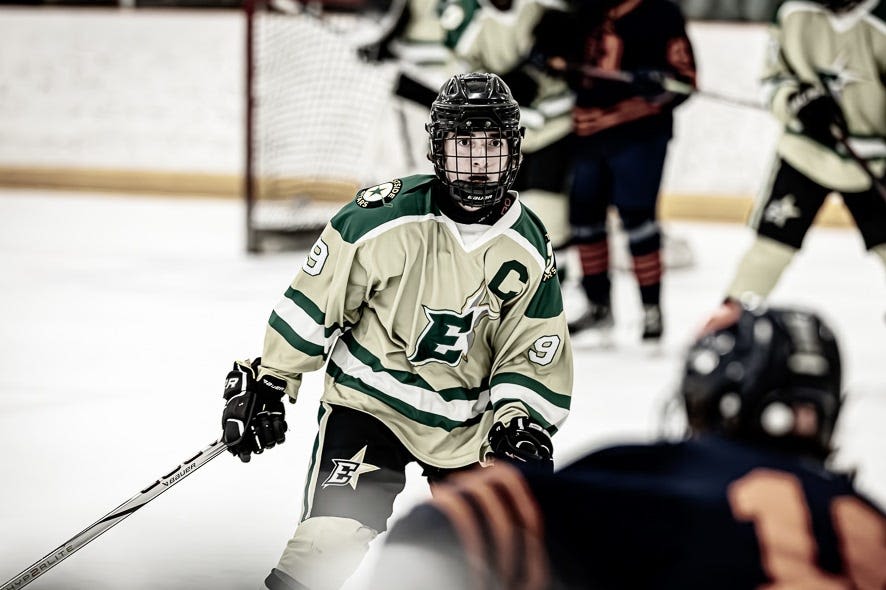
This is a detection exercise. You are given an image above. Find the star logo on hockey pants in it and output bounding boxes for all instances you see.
[763,195,801,228]
[321,446,380,489]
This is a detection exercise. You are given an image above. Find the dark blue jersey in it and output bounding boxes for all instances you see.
[373,436,886,589]
[534,0,696,143]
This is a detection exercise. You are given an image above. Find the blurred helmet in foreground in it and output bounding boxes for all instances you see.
[681,305,842,460]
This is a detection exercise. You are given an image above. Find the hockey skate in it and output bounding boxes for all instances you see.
[568,302,614,348]
[641,303,663,342]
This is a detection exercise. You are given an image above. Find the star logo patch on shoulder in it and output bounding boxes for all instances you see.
[356,179,402,208]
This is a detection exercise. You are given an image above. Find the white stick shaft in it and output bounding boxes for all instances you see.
[0,438,226,590]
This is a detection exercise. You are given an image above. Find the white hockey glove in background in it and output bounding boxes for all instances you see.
[487,416,554,472]
[221,358,288,463]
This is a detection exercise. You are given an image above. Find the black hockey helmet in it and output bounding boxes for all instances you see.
[427,72,523,213]
[680,305,842,460]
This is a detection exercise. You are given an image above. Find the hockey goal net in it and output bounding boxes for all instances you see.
[244,0,400,252]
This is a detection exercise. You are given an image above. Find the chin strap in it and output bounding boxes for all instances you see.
[434,183,514,224]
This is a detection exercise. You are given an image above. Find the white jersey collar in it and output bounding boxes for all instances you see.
[441,192,523,251]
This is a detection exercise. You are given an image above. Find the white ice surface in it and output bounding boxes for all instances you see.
[0,190,884,589]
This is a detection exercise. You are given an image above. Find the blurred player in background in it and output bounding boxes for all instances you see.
[534,0,696,345]
[361,0,578,268]
[440,0,576,275]
[709,0,886,329]
[357,0,456,171]
[368,303,886,589]
[219,73,572,590]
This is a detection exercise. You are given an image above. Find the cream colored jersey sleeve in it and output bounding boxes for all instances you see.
[258,224,369,401]
[487,228,573,435]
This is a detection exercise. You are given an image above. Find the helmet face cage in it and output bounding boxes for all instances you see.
[680,306,842,460]
[427,73,523,210]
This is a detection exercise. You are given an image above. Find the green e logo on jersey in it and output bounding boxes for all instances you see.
[409,289,489,367]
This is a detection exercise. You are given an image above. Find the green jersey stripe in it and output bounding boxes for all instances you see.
[280,287,346,341]
[327,361,486,432]
[525,279,565,319]
[491,372,571,409]
[511,206,550,260]
[329,341,492,422]
[492,398,560,434]
[274,293,327,349]
[490,380,570,429]
[340,333,489,400]
[269,311,325,358]
[284,287,325,325]
[301,402,330,520]
[330,175,437,243]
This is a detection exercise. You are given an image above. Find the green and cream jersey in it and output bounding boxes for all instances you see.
[258,175,573,468]
[441,0,574,152]
[390,0,458,90]
[763,0,886,192]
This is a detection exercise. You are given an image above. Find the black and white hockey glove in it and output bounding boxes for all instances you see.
[488,417,554,472]
[787,83,848,149]
[221,359,288,463]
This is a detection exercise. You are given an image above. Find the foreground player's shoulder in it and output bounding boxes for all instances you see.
[373,463,547,590]
[330,174,437,244]
[571,439,688,473]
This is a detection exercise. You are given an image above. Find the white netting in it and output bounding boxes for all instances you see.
[249,3,399,236]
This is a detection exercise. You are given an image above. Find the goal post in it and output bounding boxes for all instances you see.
[244,0,401,252]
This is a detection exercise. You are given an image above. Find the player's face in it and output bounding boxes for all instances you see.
[442,131,510,186]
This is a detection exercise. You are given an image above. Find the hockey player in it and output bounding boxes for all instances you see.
[535,0,696,344]
[709,0,886,329]
[357,0,458,172]
[368,303,886,589]
[219,72,572,590]
[440,0,577,269]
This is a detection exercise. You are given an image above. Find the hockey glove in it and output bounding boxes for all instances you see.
[488,417,554,472]
[787,83,848,149]
[221,359,288,463]
[356,41,394,63]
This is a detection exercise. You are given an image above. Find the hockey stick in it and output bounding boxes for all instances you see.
[830,124,886,202]
[0,438,227,590]
[811,73,886,202]
[560,63,767,110]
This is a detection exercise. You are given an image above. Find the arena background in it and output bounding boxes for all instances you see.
[0,3,854,225]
